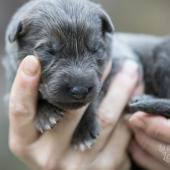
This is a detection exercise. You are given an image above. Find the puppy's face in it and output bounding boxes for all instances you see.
[8,0,114,110]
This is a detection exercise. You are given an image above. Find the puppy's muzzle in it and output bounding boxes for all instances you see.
[69,85,93,100]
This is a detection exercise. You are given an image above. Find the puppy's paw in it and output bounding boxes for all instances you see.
[129,95,155,113]
[36,101,64,133]
[129,95,170,117]
[130,95,154,105]
[73,118,99,151]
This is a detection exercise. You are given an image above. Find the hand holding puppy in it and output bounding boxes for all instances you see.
[9,56,138,170]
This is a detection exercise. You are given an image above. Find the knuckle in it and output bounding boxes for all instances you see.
[119,72,137,90]
[136,134,150,151]
[97,105,116,128]
[148,126,162,138]
[122,75,136,92]
[114,156,131,170]
[59,159,82,170]
[97,160,114,170]
[9,100,28,117]
[9,138,26,157]
[42,159,77,170]
[147,119,167,139]
[98,112,116,128]
[59,162,79,170]
[42,159,58,170]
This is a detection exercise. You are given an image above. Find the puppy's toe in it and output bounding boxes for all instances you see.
[49,112,64,125]
[74,138,96,151]
[82,138,96,151]
[73,123,99,151]
[36,112,64,133]
[74,139,97,152]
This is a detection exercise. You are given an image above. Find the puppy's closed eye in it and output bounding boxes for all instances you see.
[34,41,64,56]
[87,40,104,54]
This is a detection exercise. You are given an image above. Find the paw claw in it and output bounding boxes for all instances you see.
[84,140,94,149]
[74,138,96,152]
[79,143,86,152]
[73,120,99,151]
[45,124,51,131]
[39,128,44,134]
[36,111,64,133]
[49,117,57,125]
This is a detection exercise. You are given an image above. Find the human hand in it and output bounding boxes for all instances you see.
[9,55,139,170]
[128,112,170,170]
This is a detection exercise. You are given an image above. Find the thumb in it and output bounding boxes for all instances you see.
[9,55,41,148]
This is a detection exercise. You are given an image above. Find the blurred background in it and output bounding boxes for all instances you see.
[0,0,170,169]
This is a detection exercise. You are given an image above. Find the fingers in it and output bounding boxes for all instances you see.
[90,117,131,170]
[101,117,131,168]
[130,140,170,170]
[132,129,170,168]
[128,112,170,143]
[96,60,139,149]
[9,56,41,148]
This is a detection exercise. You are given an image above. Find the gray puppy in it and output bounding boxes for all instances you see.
[5,0,115,148]
[5,0,170,169]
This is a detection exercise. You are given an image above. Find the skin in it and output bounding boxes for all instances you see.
[128,112,170,170]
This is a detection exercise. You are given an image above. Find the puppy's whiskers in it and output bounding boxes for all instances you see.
[75,39,79,60]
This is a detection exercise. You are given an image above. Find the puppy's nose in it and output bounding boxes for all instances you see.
[70,86,91,100]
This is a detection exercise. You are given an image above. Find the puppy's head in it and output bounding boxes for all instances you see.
[7,0,114,110]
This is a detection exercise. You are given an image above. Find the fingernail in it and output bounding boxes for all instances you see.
[128,112,146,129]
[22,56,39,76]
[123,114,131,122]
[122,60,139,77]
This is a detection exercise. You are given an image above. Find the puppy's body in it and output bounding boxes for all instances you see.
[115,33,170,117]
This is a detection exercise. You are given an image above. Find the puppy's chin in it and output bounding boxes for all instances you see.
[55,101,88,110]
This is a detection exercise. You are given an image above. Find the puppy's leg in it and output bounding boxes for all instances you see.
[36,100,64,133]
[129,95,170,118]
[72,105,99,151]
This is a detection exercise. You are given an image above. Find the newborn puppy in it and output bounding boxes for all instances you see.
[5,0,115,148]
[7,1,169,169]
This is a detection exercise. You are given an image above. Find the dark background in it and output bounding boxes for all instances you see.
[0,0,170,169]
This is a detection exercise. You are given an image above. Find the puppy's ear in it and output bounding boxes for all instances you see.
[100,11,115,35]
[8,21,24,43]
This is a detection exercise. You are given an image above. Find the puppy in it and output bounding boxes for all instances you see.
[6,1,170,169]
[5,0,115,148]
